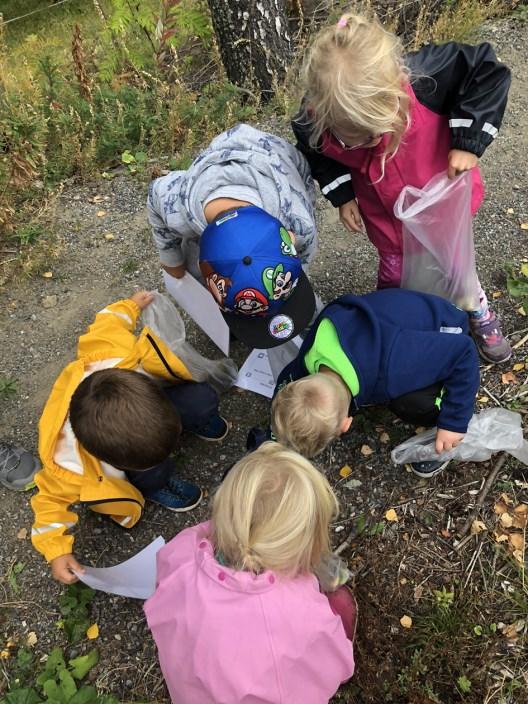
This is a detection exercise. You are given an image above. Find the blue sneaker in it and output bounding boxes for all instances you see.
[191,415,229,442]
[146,477,202,512]
[405,459,450,478]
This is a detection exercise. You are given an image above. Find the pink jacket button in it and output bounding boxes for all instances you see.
[199,541,207,549]
[218,571,226,581]
[268,575,275,584]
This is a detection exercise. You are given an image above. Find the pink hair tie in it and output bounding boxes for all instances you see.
[337,15,348,28]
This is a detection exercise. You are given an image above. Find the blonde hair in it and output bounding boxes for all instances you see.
[212,442,338,576]
[271,373,350,458]
[300,13,411,175]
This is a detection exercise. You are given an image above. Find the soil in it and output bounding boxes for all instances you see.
[1,17,527,704]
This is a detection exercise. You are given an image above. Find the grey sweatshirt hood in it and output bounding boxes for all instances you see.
[148,124,318,279]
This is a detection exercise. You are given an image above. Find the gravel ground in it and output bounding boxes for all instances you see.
[1,17,527,703]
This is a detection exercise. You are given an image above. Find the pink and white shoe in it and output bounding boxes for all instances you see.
[470,313,512,364]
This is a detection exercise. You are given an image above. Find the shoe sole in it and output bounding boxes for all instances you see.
[192,418,230,443]
[0,478,37,492]
[405,460,450,478]
[149,489,203,513]
[470,332,512,365]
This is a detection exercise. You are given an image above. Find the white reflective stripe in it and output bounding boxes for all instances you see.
[119,516,132,526]
[482,122,498,138]
[98,308,133,325]
[32,521,75,536]
[440,326,463,334]
[321,173,352,195]
[449,118,473,128]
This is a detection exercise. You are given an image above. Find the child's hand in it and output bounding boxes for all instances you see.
[51,553,85,584]
[130,290,154,310]
[435,428,465,454]
[339,200,363,233]
[447,150,478,179]
[162,264,186,279]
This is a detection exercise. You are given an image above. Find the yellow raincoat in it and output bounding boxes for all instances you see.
[31,298,193,563]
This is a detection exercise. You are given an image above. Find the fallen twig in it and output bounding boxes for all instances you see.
[456,452,508,545]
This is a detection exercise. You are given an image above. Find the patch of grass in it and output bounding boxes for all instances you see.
[0,375,18,400]
[122,257,139,274]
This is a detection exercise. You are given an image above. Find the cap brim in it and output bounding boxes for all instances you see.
[222,271,315,349]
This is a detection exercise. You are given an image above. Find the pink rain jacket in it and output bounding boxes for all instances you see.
[144,522,355,704]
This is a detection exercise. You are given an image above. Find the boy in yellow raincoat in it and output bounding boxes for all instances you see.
[31,291,228,584]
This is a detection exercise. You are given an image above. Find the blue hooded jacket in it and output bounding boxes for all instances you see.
[275,289,480,433]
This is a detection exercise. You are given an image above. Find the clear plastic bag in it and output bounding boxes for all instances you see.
[394,171,481,311]
[142,292,238,394]
[314,553,352,592]
[391,408,528,465]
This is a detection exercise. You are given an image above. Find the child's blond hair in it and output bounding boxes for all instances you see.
[212,441,338,576]
[300,13,411,175]
[271,373,350,458]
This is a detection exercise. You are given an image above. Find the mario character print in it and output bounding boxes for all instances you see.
[200,261,232,306]
[279,227,297,257]
[234,288,269,316]
[262,264,297,301]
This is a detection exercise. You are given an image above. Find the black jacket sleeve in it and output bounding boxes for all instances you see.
[291,110,356,207]
[408,42,511,157]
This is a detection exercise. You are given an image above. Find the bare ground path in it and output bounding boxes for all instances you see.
[1,17,527,704]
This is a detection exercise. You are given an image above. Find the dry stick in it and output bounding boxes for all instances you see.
[456,452,508,545]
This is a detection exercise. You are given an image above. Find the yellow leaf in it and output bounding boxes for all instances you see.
[379,432,390,444]
[501,372,518,385]
[478,396,489,403]
[508,533,524,551]
[499,512,514,528]
[96,210,107,217]
[42,271,53,278]
[500,493,513,505]
[400,615,413,628]
[518,306,526,317]
[513,503,528,514]
[521,223,528,230]
[506,207,514,214]
[104,233,114,240]
[86,623,99,640]
[492,291,502,299]
[17,528,27,540]
[493,529,509,543]
[339,465,352,478]
[513,549,524,564]
[512,363,525,371]
[494,501,509,514]
[385,508,398,522]
[522,262,528,277]
[360,444,374,456]
[470,520,487,534]
[26,632,37,647]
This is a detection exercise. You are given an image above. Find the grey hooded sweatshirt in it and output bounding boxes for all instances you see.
[147,124,318,280]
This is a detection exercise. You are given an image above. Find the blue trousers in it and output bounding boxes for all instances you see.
[126,381,218,493]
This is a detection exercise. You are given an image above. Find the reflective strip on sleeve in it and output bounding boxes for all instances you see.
[321,173,352,195]
[32,521,76,536]
[482,122,498,138]
[448,118,473,128]
[98,308,133,325]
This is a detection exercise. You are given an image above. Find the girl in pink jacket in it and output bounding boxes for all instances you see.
[293,13,512,365]
[144,442,356,704]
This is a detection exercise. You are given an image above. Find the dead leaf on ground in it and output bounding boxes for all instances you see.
[500,493,513,505]
[513,504,528,514]
[379,432,390,444]
[518,306,526,316]
[88,195,104,203]
[385,508,398,522]
[86,623,99,640]
[512,363,525,371]
[520,223,528,231]
[413,585,424,601]
[492,291,502,299]
[414,426,426,434]
[42,271,53,278]
[508,533,524,551]
[494,501,509,515]
[506,207,514,214]
[493,529,509,543]
[440,529,452,538]
[17,528,27,540]
[339,465,352,478]
[478,395,489,403]
[360,445,374,456]
[501,372,518,385]
[104,233,114,240]
[400,615,413,628]
[26,632,37,647]
[502,620,525,639]
[96,210,107,217]
[499,512,514,528]
[471,520,487,534]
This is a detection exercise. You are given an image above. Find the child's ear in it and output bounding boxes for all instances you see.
[339,416,353,435]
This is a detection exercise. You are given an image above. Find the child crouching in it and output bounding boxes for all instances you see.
[31,291,228,584]
[145,442,356,704]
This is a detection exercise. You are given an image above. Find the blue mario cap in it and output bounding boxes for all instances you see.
[199,205,315,348]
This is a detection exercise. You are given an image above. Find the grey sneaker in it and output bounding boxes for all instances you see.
[470,313,512,364]
[405,459,450,478]
[0,443,39,491]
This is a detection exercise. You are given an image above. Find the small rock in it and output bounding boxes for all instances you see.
[42,295,58,309]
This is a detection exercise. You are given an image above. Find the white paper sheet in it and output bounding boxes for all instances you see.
[235,336,302,398]
[163,270,230,356]
[75,536,165,600]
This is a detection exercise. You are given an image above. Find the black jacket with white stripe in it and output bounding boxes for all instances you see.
[292,42,511,207]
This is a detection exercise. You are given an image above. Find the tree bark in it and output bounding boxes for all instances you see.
[207,0,292,100]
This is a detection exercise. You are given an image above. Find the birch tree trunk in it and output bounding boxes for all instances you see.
[207,0,292,100]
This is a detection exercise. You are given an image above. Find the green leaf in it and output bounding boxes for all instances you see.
[134,151,147,163]
[42,679,66,704]
[58,670,77,700]
[68,686,99,704]
[490,623,497,633]
[3,688,42,704]
[69,650,99,681]
[473,625,483,636]
[8,562,26,593]
[121,150,135,164]
[16,648,34,670]
[457,675,472,693]
[521,262,528,278]
[36,648,67,686]
[95,696,120,704]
